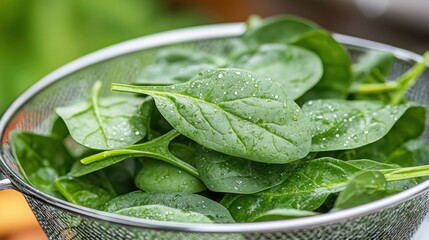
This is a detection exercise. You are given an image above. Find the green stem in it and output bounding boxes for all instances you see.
[80,130,200,178]
[354,82,398,94]
[390,52,429,105]
[112,83,156,95]
[381,164,429,182]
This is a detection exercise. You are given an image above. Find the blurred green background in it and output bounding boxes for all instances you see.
[2,0,429,114]
[0,0,210,113]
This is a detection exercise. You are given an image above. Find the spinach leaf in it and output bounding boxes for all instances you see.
[194,148,287,194]
[243,15,319,46]
[302,99,423,151]
[250,209,319,222]
[104,191,235,223]
[112,68,311,164]
[114,204,213,223]
[332,171,394,211]
[221,157,414,222]
[353,50,394,85]
[294,30,353,102]
[50,114,69,140]
[232,44,323,99]
[135,158,206,193]
[103,158,138,195]
[338,105,426,161]
[70,130,199,178]
[56,81,151,150]
[386,139,429,167]
[54,172,117,210]
[137,48,225,85]
[10,131,74,197]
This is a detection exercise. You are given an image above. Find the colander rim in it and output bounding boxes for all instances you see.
[1,22,428,233]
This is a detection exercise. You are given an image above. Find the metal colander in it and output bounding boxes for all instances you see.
[1,23,429,240]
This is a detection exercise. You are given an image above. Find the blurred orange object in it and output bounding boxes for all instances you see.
[0,190,47,239]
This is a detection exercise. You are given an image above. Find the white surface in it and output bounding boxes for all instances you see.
[414,214,429,239]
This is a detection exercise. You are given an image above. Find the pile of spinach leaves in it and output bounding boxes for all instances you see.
[10,15,429,224]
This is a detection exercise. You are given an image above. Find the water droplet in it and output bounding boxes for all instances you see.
[274,95,279,99]
[171,85,176,90]
[218,73,223,78]
[135,131,140,135]
[235,71,241,75]
[234,91,238,95]
[292,116,297,121]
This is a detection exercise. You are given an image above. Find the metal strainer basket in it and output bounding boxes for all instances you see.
[1,23,429,240]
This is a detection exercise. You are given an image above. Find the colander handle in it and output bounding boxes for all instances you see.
[0,173,13,191]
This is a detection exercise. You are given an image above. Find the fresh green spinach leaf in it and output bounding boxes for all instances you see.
[135,158,206,193]
[332,171,394,211]
[232,44,323,99]
[243,15,319,46]
[10,131,74,198]
[54,172,117,210]
[56,81,151,150]
[386,139,429,167]
[112,68,311,164]
[194,148,287,194]
[137,48,225,85]
[294,30,353,102]
[113,204,213,223]
[104,191,235,223]
[302,99,423,151]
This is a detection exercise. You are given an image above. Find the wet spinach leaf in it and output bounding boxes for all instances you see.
[104,191,235,223]
[386,139,429,167]
[353,50,394,85]
[56,81,151,150]
[332,171,394,211]
[221,157,419,222]
[54,172,117,210]
[135,158,206,193]
[114,204,213,223]
[112,68,311,164]
[302,99,423,151]
[243,15,319,46]
[137,48,225,85]
[232,44,323,99]
[10,131,74,197]
[293,30,353,102]
[338,105,426,161]
[194,148,287,194]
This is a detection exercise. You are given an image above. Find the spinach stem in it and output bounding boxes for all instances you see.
[80,130,200,178]
[354,82,398,94]
[381,164,429,182]
[390,51,429,105]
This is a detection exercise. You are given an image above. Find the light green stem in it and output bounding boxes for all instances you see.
[390,52,429,105]
[354,82,398,94]
[382,164,429,182]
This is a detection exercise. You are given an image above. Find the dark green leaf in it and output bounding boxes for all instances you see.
[10,131,73,197]
[195,148,287,194]
[104,191,235,223]
[137,48,225,85]
[243,15,319,46]
[294,30,353,102]
[233,44,323,99]
[221,157,412,222]
[114,204,213,223]
[135,158,206,193]
[56,81,150,150]
[54,172,117,210]
[338,105,426,161]
[386,139,429,167]
[302,100,422,151]
[333,171,393,211]
[353,50,394,84]
[112,68,311,164]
